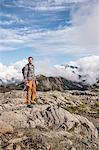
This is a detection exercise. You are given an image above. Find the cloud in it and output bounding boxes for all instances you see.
[1,0,89,11]
[0,55,99,85]
[70,1,99,49]
[0,58,51,84]
[76,55,99,84]
[0,12,24,25]
[14,0,88,10]
[0,28,25,51]
[43,55,99,85]
[0,1,99,85]
[0,59,27,84]
[0,1,99,56]
[0,46,16,51]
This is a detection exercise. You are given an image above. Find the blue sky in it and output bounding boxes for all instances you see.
[0,0,99,66]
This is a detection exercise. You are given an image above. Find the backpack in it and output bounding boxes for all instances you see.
[22,64,29,78]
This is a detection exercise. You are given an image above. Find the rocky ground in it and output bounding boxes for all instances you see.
[0,89,99,150]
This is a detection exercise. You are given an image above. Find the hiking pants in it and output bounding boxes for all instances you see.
[25,80,37,104]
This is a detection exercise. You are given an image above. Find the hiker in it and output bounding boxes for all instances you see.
[22,56,37,108]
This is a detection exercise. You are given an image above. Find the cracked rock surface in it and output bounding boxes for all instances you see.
[0,90,99,150]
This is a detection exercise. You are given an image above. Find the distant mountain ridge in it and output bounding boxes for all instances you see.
[0,74,88,92]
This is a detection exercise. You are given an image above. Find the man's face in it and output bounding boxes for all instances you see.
[28,58,33,64]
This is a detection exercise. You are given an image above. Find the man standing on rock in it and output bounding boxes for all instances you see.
[23,56,37,108]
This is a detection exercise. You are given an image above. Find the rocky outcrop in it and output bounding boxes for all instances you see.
[0,90,98,150]
[36,75,87,91]
[90,80,99,92]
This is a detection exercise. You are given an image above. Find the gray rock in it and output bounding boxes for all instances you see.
[0,90,99,150]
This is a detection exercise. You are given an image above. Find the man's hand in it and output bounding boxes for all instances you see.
[35,79,38,85]
[25,80,29,86]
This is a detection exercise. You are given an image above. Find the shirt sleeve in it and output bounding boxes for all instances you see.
[33,65,36,80]
[24,65,28,82]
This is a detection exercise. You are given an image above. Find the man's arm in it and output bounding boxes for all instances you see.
[24,65,28,83]
[32,65,37,84]
[33,65,36,81]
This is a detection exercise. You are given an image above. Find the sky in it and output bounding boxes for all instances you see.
[0,0,99,84]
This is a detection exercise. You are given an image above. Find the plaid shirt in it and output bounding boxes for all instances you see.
[24,63,36,81]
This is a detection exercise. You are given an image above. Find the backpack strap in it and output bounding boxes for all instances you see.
[27,63,29,76]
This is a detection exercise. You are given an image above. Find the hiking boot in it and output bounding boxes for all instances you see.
[31,97,39,104]
[31,101,36,104]
[27,104,33,108]
[34,97,39,101]
[24,100,28,104]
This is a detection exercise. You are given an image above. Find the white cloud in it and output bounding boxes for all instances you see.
[0,55,99,85]
[0,2,99,55]
[0,28,26,51]
[51,0,88,4]
[1,0,89,11]
[0,13,25,25]
[0,45,16,51]
[71,2,99,49]
[76,55,99,84]
[0,58,51,84]
[32,55,99,85]
[0,59,27,84]
[15,0,89,6]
